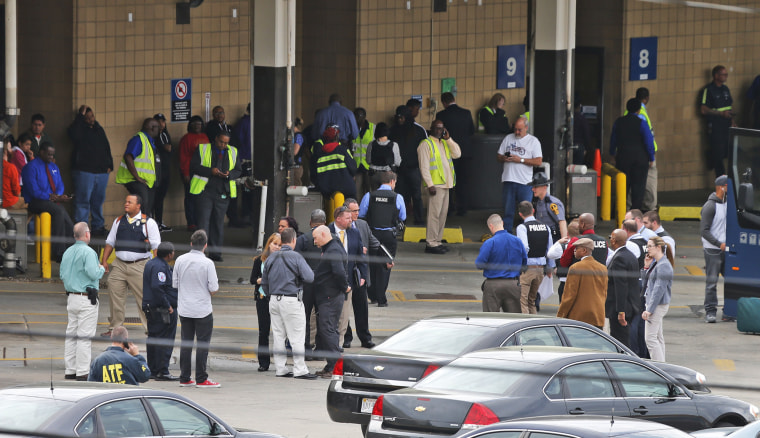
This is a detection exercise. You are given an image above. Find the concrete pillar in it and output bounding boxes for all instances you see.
[532,0,576,204]
[251,0,295,235]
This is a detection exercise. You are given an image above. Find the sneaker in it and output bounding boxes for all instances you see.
[179,380,196,387]
[196,379,221,388]
[722,315,737,322]
[705,313,717,323]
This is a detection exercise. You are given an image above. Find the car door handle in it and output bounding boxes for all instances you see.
[568,408,585,415]
[633,407,649,414]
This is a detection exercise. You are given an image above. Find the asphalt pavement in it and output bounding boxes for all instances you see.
[2,211,760,438]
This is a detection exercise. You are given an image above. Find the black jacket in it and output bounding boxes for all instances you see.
[68,114,113,174]
[328,224,369,288]
[605,247,641,318]
[314,237,348,301]
[436,104,475,158]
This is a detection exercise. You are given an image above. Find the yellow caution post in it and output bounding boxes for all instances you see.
[40,213,52,279]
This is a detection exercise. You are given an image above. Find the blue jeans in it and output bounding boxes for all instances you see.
[73,170,109,230]
[502,181,533,232]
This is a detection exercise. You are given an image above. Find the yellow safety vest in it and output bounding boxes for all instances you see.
[478,106,495,131]
[352,122,374,170]
[115,132,156,188]
[316,144,352,174]
[424,138,455,187]
[189,143,238,198]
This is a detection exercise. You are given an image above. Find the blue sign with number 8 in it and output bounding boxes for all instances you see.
[630,37,657,81]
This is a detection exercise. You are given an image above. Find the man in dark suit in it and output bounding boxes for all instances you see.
[435,92,475,216]
[342,198,379,348]
[605,229,641,347]
[329,206,370,351]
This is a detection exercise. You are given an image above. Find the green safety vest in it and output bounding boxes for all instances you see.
[316,144,352,174]
[352,122,374,170]
[624,104,658,152]
[115,132,156,188]
[424,138,455,187]
[189,143,238,198]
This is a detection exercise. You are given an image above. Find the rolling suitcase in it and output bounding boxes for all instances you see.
[736,297,760,334]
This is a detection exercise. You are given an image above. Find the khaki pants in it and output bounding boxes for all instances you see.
[426,187,449,246]
[482,278,521,313]
[643,164,657,211]
[519,267,544,314]
[107,258,148,332]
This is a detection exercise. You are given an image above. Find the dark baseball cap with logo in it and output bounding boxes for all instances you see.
[153,113,166,121]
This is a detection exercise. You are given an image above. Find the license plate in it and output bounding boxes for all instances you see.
[360,398,377,413]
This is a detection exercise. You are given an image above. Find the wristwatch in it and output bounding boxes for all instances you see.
[520,158,525,163]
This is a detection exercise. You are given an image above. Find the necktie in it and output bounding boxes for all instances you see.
[339,230,345,245]
[45,163,56,193]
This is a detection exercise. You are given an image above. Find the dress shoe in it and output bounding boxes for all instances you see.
[316,369,333,379]
[294,373,318,380]
[65,374,76,380]
[258,366,269,372]
[377,303,388,307]
[441,245,450,252]
[342,342,351,349]
[276,372,294,378]
[361,341,376,349]
[424,245,446,254]
[100,330,112,338]
[76,374,88,381]
[155,373,180,381]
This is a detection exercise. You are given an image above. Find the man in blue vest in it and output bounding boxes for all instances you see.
[190,129,241,262]
[115,118,161,217]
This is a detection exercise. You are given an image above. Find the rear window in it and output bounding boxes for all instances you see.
[415,358,531,395]
[376,322,495,356]
[0,395,73,432]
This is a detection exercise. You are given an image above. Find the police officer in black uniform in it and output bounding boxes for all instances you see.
[529,172,567,243]
[142,242,179,381]
[700,65,736,178]
[516,201,554,314]
[360,171,406,307]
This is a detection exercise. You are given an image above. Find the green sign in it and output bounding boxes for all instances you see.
[441,78,456,94]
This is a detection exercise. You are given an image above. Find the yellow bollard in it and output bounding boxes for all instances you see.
[35,215,41,263]
[40,212,52,279]
[615,172,627,228]
[333,192,345,213]
[601,174,612,221]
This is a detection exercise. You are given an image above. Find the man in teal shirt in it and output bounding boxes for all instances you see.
[60,222,105,381]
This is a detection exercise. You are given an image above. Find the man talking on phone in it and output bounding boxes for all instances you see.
[89,326,151,385]
[417,120,461,254]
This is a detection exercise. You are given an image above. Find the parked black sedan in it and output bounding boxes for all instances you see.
[327,313,708,432]
[457,415,695,438]
[0,382,283,438]
[365,347,758,437]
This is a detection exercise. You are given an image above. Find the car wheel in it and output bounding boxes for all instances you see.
[361,423,368,436]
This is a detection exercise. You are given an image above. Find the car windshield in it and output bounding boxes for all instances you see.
[376,321,496,356]
[0,395,73,432]
[414,358,531,395]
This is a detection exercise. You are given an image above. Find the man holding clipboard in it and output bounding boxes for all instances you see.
[359,171,406,307]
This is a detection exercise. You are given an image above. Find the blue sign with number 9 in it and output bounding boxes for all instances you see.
[497,45,525,89]
[630,37,657,81]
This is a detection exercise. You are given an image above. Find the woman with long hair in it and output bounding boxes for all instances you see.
[250,233,281,372]
[641,236,674,362]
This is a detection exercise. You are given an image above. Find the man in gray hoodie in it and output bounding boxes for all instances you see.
[701,175,728,323]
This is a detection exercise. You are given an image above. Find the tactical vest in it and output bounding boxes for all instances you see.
[524,219,550,259]
[588,233,609,265]
[115,132,156,188]
[367,189,399,229]
[189,143,238,198]
[369,141,395,168]
[352,122,374,170]
[533,196,561,243]
[114,214,151,254]
[423,138,455,186]
[630,237,647,269]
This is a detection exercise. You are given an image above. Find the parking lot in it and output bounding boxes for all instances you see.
[2,216,760,437]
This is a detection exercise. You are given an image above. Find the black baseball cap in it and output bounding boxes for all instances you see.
[153,113,166,121]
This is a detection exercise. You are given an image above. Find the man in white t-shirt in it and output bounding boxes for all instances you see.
[497,117,543,231]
